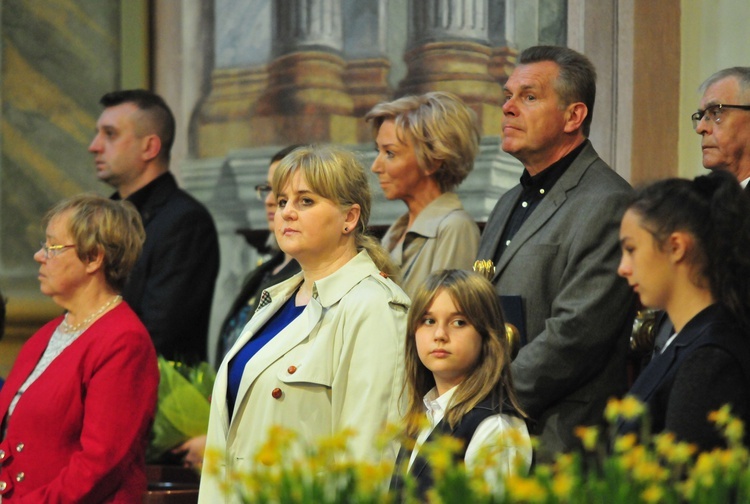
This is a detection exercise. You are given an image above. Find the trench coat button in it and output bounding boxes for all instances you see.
[15,443,24,453]
[0,480,6,491]
[271,388,282,399]
[287,365,297,374]
[15,472,24,482]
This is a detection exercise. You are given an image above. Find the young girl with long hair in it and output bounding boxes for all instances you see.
[391,269,531,498]
[619,170,750,450]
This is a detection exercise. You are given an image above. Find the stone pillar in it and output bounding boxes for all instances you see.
[488,0,518,85]
[398,0,504,136]
[247,0,357,146]
[341,0,393,142]
[197,66,269,158]
[195,0,272,157]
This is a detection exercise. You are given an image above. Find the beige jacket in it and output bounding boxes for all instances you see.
[383,192,480,298]
[198,251,410,503]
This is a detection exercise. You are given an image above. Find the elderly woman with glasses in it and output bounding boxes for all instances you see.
[366,91,481,298]
[0,195,159,502]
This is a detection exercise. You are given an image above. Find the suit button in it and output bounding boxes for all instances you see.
[0,450,5,460]
[0,481,6,491]
[15,472,24,482]
[15,443,24,453]
[271,388,282,399]
[287,365,297,374]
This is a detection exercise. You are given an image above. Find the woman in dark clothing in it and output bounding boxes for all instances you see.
[618,170,750,450]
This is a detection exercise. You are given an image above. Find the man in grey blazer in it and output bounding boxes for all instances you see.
[476,46,635,461]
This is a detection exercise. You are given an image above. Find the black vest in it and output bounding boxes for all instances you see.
[389,396,511,501]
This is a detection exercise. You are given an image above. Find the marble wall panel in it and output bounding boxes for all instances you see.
[1,0,118,278]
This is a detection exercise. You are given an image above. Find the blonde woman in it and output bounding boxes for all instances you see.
[366,92,481,297]
[199,146,409,503]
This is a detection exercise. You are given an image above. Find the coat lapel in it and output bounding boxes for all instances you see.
[476,186,520,265]
[493,187,566,278]
[214,274,307,437]
[628,345,679,401]
[628,305,720,401]
[490,143,598,281]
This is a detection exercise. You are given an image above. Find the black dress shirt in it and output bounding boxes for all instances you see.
[495,141,588,262]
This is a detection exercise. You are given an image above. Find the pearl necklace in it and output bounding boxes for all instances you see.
[60,295,122,333]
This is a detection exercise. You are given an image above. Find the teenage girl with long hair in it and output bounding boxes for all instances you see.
[618,170,750,449]
[391,269,531,498]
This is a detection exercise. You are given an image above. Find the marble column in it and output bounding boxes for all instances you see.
[342,0,393,142]
[247,0,357,146]
[398,0,504,135]
[195,0,272,157]
[488,0,519,85]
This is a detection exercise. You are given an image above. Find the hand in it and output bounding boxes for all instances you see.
[171,435,207,470]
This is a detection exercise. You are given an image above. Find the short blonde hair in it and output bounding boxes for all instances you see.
[44,194,145,292]
[273,145,399,279]
[365,91,480,192]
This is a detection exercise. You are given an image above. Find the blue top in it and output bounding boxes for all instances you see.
[226,294,305,416]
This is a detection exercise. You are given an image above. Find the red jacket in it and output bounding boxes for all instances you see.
[0,302,159,503]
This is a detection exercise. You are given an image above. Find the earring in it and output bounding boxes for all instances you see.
[344,227,349,232]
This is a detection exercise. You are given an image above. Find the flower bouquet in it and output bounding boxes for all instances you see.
[203,397,750,503]
[147,356,216,462]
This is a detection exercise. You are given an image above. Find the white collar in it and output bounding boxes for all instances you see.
[422,385,459,427]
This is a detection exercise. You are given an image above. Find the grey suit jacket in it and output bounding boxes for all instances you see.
[477,141,635,460]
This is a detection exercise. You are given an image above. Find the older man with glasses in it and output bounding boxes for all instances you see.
[694,67,750,187]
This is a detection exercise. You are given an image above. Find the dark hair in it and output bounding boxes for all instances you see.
[628,170,750,329]
[270,144,305,165]
[99,89,176,163]
[403,270,526,437]
[519,45,597,137]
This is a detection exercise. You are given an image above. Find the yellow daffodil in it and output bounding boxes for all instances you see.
[506,475,547,502]
[574,425,599,451]
[614,433,638,453]
[641,484,664,503]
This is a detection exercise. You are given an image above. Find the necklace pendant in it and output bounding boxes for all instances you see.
[60,295,121,333]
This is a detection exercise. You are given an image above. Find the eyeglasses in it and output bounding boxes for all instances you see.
[691,103,750,130]
[255,184,272,201]
[39,242,75,259]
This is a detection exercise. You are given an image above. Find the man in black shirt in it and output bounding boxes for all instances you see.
[89,90,219,364]
[477,46,635,461]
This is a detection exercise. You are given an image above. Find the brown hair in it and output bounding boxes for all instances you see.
[403,269,526,437]
[44,194,145,292]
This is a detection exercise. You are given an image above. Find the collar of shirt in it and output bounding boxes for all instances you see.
[661,330,680,353]
[393,192,466,240]
[422,385,459,429]
[257,250,409,311]
[408,385,460,470]
[385,192,465,254]
[519,139,588,198]
[112,172,175,212]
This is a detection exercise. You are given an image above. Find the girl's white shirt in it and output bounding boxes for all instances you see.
[409,385,533,488]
